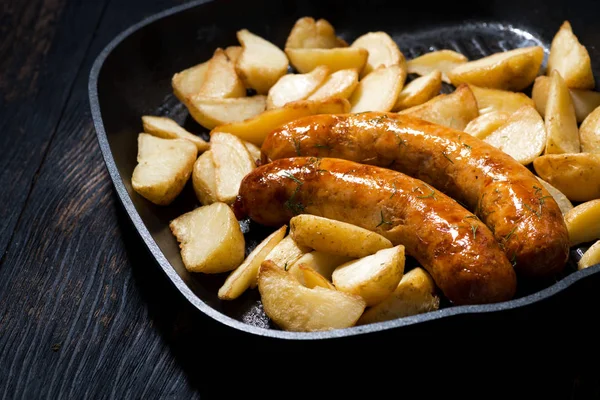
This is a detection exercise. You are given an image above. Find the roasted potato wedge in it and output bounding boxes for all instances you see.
[225,46,242,64]
[263,235,311,273]
[285,17,347,49]
[235,29,289,94]
[211,97,350,146]
[358,267,439,324]
[533,153,600,202]
[332,245,405,306]
[288,251,352,283]
[399,84,479,130]
[257,261,366,332]
[579,106,600,153]
[578,240,600,270]
[545,70,580,154]
[170,203,245,273]
[547,21,594,90]
[197,48,246,99]
[267,66,329,109]
[141,115,208,152]
[210,132,256,204]
[307,68,359,101]
[351,31,405,77]
[393,70,442,111]
[131,134,197,206]
[300,266,336,290]
[564,199,600,246]
[243,141,262,163]
[172,61,209,103]
[532,76,600,123]
[536,177,573,215]
[349,64,405,113]
[469,85,535,115]
[218,225,287,300]
[483,105,546,165]
[290,214,393,258]
[286,47,368,74]
[186,95,267,130]
[192,150,218,205]
[464,111,510,139]
[447,46,544,91]
[407,50,468,83]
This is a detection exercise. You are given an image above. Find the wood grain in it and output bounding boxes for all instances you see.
[1,0,600,398]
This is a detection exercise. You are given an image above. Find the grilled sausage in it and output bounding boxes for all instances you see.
[236,157,516,305]
[260,112,570,278]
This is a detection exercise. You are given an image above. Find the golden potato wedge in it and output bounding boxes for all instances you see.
[398,84,479,130]
[332,245,404,306]
[532,76,600,123]
[289,214,392,258]
[358,267,439,325]
[225,46,242,64]
[141,115,208,152]
[263,235,311,273]
[407,50,468,83]
[483,105,546,165]
[579,106,600,153]
[447,46,544,91]
[218,225,287,300]
[547,21,594,90]
[393,70,442,111]
[186,95,267,130]
[235,29,289,94]
[536,177,573,215]
[288,251,352,283]
[533,153,600,202]
[286,47,368,74]
[464,111,510,139]
[578,240,600,270]
[349,65,405,113]
[211,97,350,146]
[170,203,245,273]
[258,261,366,332]
[172,61,209,103]
[266,66,329,109]
[300,265,336,290]
[307,68,359,101]
[564,199,600,246]
[243,141,262,163]
[197,48,245,99]
[545,70,580,154]
[131,134,197,206]
[469,85,535,115]
[210,132,256,204]
[351,31,405,77]
[285,17,347,49]
[192,150,217,205]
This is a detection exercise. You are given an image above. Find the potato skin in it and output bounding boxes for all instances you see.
[237,157,516,305]
[261,112,570,278]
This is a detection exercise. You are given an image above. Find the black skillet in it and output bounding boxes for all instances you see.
[89,0,600,340]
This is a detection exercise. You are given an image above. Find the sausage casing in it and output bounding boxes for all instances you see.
[261,112,570,278]
[236,157,517,305]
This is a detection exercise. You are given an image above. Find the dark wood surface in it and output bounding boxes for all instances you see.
[2,0,600,398]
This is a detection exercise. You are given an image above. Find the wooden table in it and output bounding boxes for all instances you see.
[2,0,600,398]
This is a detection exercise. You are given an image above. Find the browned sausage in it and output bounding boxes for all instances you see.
[261,112,570,278]
[236,157,516,305]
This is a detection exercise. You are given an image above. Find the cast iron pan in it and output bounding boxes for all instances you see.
[89,0,600,339]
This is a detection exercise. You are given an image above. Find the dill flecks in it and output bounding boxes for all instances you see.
[284,186,305,215]
[282,171,303,185]
[376,210,393,228]
[414,183,437,200]
[463,143,472,150]
[370,114,389,124]
[292,137,302,156]
[471,224,478,240]
[442,152,454,164]
[389,181,398,199]
[314,144,332,150]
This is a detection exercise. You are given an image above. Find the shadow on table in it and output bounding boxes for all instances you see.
[113,195,600,399]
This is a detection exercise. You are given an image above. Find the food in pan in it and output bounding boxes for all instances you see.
[126,16,600,332]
